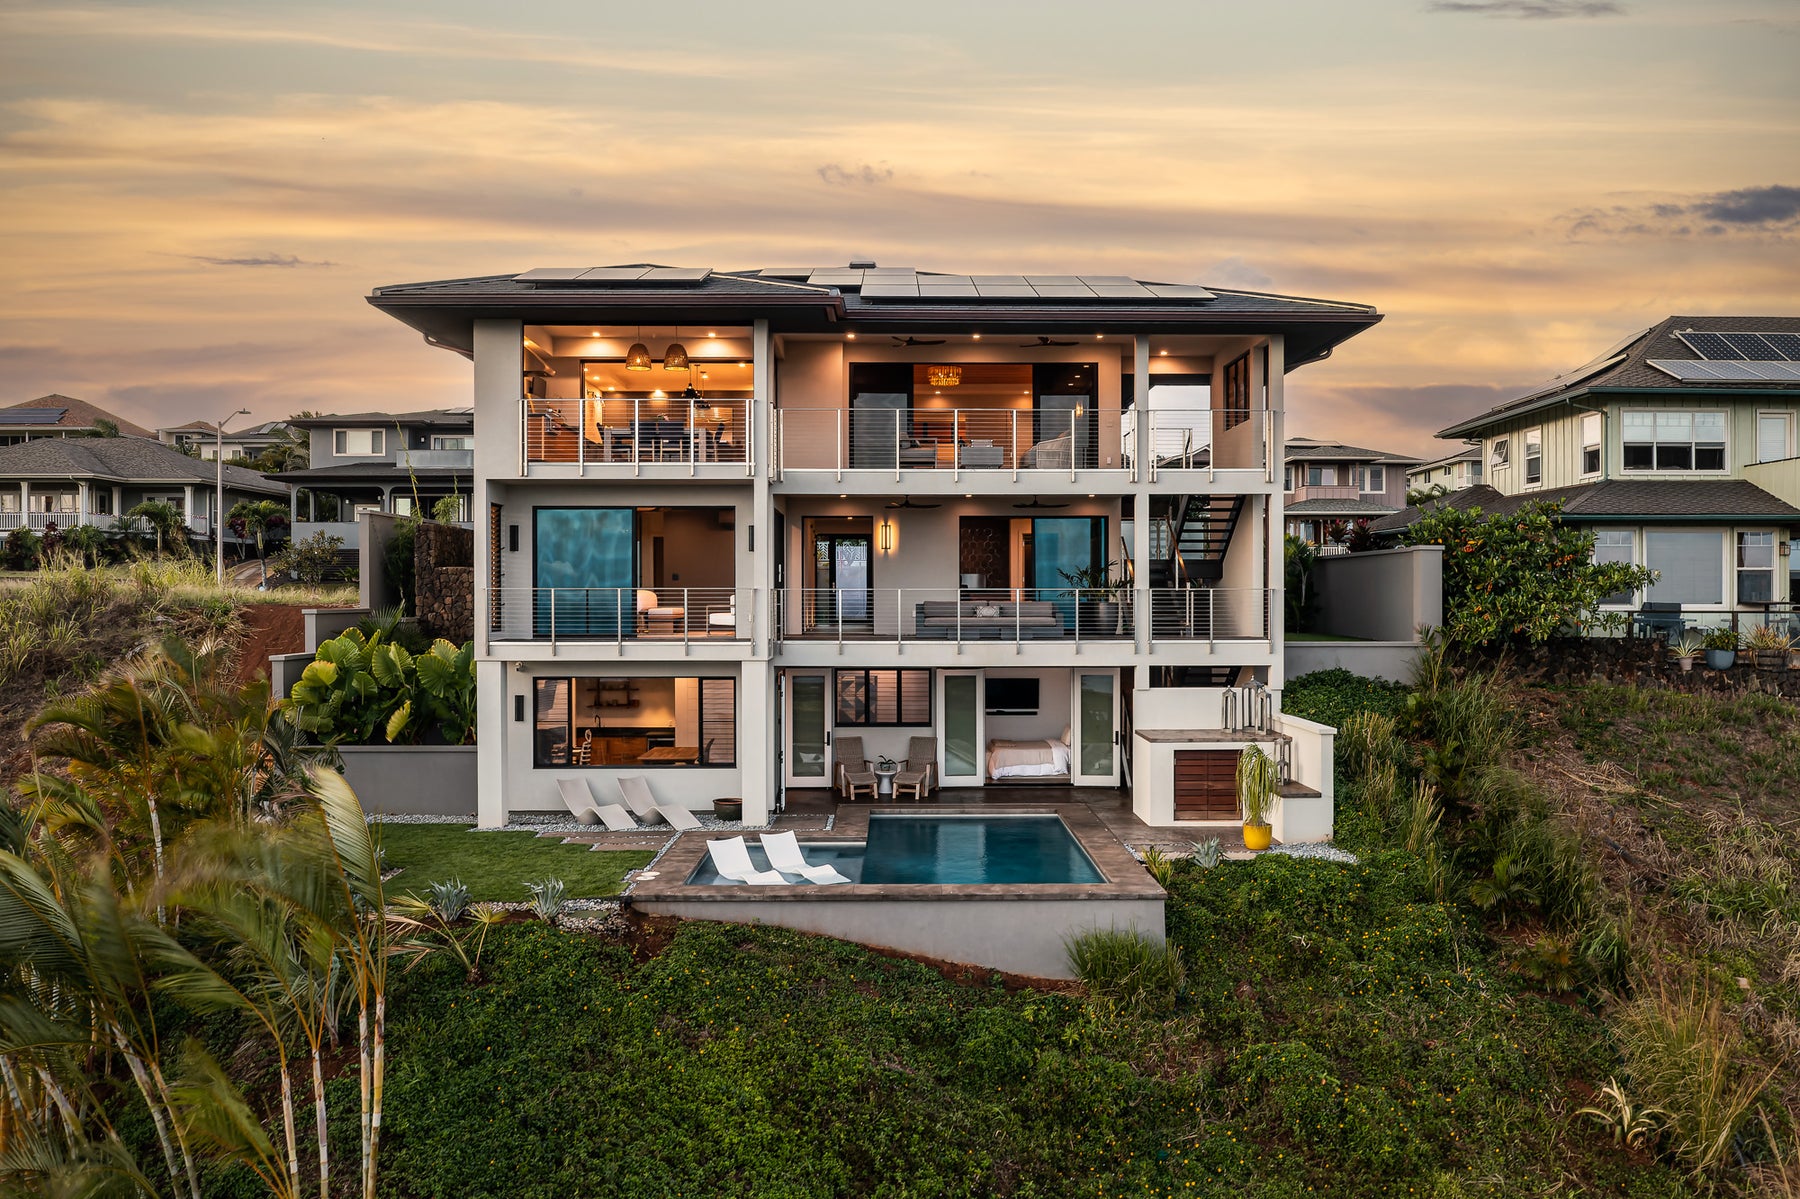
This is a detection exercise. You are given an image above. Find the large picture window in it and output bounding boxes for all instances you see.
[1644,530,1723,606]
[835,669,932,726]
[1592,530,1636,606]
[533,676,736,768]
[333,428,385,456]
[534,507,634,636]
[1621,411,1726,472]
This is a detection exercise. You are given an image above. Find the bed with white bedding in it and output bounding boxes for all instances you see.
[986,738,1072,780]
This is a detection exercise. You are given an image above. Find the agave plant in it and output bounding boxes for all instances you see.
[428,878,471,923]
[1190,837,1223,869]
[526,877,566,924]
[1668,631,1705,662]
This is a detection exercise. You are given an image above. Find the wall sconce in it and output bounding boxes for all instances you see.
[878,519,894,553]
[1782,539,1792,558]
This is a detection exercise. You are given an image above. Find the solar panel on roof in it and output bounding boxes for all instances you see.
[514,268,591,282]
[1648,359,1800,383]
[576,267,653,282]
[1722,333,1784,360]
[1763,333,1800,359]
[0,407,68,425]
[640,267,712,283]
[1674,331,1742,359]
[758,268,814,279]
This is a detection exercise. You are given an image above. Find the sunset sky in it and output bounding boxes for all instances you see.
[2,0,1796,458]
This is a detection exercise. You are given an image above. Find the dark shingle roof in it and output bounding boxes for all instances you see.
[1370,480,1800,534]
[1438,315,1800,438]
[285,409,473,429]
[271,463,471,485]
[1409,447,1483,472]
[0,437,285,493]
[1285,440,1418,464]
[1284,498,1400,516]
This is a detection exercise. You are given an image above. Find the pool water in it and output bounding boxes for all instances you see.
[684,814,1104,886]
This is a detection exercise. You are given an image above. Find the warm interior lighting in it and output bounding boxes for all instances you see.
[1159,349,1169,356]
[663,342,690,372]
[626,342,652,371]
[845,332,856,340]
[971,333,982,340]
[879,520,893,552]
[926,365,962,387]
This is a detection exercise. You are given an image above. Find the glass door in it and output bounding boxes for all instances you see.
[784,672,829,788]
[1073,671,1118,786]
[1030,516,1102,630]
[937,670,984,788]
[534,507,635,637]
[813,533,871,626]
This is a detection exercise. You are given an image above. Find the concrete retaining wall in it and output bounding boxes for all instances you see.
[1270,712,1335,843]
[1286,641,1421,683]
[1312,545,1442,642]
[338,745,478,817]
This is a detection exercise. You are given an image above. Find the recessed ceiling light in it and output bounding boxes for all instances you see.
[1159,349,1169,356]
[972,333,981,340]
[707,331,717,338]
[1095,334,1104,340]
[845,332,856,340]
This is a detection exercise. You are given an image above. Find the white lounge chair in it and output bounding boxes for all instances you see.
[760,831,851,884]
[617,775,701,830]
[591,804,639,832]
[557,778,603,825]
[706,836,788,885]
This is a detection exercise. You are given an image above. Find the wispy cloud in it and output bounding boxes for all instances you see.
[816,163,895,187]
[1563,184,1800,239]
[186,253,334,268]
[1427,1,1625,17]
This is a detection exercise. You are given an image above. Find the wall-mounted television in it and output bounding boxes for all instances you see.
[984,676,1040,716]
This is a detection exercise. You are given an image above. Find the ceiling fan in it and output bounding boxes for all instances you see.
[1020,335,1077,347]
[1012,496,1070,510]
[890,335,946,346]
[884,497,941,509]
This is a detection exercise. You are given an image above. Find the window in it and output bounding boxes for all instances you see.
[1304,464,1336,487]
[431,435,474,450]
[1757,413,1791,464]
[1361,465,1385,493]
[1490,437,1509,469]
[1220,354,1251,430]
[1580,412,1601,475]
[1524,427,1543,486]
[835,668,931,726]
[1737,532,1775,604]
[1283,465,1293,491]
[333,428,385,456]
[1469,459,1483,482]
[1621,411,1725,472]
[1645,530,1724,605]
[1592,530,1636,605]
[533,676,736,768]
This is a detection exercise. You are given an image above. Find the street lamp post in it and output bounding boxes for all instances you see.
[215,408,251,587]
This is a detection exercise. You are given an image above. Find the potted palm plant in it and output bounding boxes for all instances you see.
[1236,744,1281,852]
[1059,562,1130,635]
[1667,631,1705,673]
[1701,626,1739,671]
[1746,624,1790,672]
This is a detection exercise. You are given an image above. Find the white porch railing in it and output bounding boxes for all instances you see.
[0,512,124,531]
[519,398,754,474]
[491,586,754,646]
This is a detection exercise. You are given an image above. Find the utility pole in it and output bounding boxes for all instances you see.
[215,408,251,586]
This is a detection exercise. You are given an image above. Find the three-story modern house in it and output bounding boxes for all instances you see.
[1376,316,1800,622]
[367,263,1381,829]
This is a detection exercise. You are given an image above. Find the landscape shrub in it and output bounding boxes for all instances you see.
[4,525,41,570]
[271,529,345,584]
[1064,927,1185,1015]
[1281,667,1409,728]
[280,628,476,745]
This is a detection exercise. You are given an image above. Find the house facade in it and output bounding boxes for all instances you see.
[1281,439,1416,546]
[0,436,288,540]
[272,409,475,548]
[159,418,294,462]
[1405,447,1483,495]
[367,263,1381,828]
[1377,316,1800,621]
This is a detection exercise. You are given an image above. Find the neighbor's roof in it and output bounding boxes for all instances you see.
[0,395,153,438]
[270,462,472,486]
[1284,498,1401,517]
[0,436,286,493]
[159,419,291,437]
[1437,315,1800,440]
[1284,439,1418,465]
[367,261,1382,368]
[1369,480,1800,534]
[1408,446,1483,472]
[284,408,474,430]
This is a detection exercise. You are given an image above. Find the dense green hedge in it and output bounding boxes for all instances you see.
[1281,668,1410,728]
[369,855,1692,1198]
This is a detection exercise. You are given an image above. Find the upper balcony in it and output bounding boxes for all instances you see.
[520,397,755,477]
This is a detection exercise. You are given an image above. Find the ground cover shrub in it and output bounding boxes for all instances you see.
[281,628,476,744]
[1065,927,1185,1015]
[1281,667,1409,728]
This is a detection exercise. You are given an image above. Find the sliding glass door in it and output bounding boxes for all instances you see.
[937,670,984,788]
[1030,516,1103,628]
[534,508,634,636]
[812,533,871,625]
[1073,671,1118,786]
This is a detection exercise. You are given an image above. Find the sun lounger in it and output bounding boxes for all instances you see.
[658,803,701,830]
[706,835,788,885]
[759,831,851,884]
[591,804,639,832]
[618,775,702,829]
[557,778,603,825]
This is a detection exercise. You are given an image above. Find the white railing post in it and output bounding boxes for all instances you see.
[835,409,844,481]
[952,410,962,479]
[894,410,902,484]
[1010,409,1019,482]
[577,399,586,472]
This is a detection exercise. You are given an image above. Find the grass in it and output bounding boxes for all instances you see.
[374,822,655,900]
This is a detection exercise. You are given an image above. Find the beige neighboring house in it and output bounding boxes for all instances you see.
[0,394,152,445]
[1376,316,1800,628]
[1282,438,1418,546]
[158,418,295,462]
[1405,446,1483,495]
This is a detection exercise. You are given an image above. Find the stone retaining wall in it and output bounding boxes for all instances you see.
[414,520,474,645]
[1508,637,1800,699]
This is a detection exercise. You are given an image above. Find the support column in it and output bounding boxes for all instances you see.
[1265,336,1286,691]
[111,485,122,522]
[76,482,89,526]
[476,659,507,827]
[18,481,29,521]
[739,660,775,824]
[182,484,195,528]
[1132,334,1153,655]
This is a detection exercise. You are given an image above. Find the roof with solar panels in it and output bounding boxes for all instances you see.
[1438,316,1800,439]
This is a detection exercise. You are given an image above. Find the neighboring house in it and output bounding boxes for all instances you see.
[1375,316,1800,623]
[1405,447,1483,495]
[1281,438,1417,546]
[0,435,289,543]
[366,261,1381,829]
[158,418,294,463]
[270,409,475,548]
[0,395,153,445]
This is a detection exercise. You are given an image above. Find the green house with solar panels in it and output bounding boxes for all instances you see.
[1373,316,1800,627]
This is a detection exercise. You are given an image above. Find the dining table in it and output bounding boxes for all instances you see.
[637,745,700,764]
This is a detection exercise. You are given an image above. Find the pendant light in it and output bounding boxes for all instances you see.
[663,340,690,372]
[625,325,652,372]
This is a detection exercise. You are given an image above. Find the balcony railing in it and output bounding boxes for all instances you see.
[773,407,1104,478]
[775,587,1270,645]
[0,512,130,531]
[520,399,753,474]
[491,586,753,645]
[1134,408,1272,480]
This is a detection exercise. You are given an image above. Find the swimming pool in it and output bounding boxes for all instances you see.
[683,814,1104,885]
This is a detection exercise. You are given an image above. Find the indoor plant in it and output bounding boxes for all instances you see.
[1701,625,1739,671]
[1668,631,1705,673]
[1059,562,1130,635]
[1236,744,1281,852]
[1745,624,1790,672]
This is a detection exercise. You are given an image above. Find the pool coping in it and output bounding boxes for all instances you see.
[628,804,1165,904]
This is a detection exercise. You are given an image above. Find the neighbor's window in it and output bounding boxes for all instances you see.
[1469,459,1483,482]
[1283,465,1293,490]
[1621,411,1725,472]
[333,428,385,456]
[1490,437,1510,469]
[533,676,736,768]
[1524,428,1543,486]
[1304,464,1336,487]
[1592,530,1636,606]
[1581,412,1602,475]
[1645,530,1723,606]
[431,435,474,451]
[835,668,932,727]
[1757,413,1791,464]
[1361,465,1385,493]
[1738,532,1775,604]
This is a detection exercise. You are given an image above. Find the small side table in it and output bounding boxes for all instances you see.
[873,765,899,798]
[713,797,743,821]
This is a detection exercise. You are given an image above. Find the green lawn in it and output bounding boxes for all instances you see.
[374,822,656,901]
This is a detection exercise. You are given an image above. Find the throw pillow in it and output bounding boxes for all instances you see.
[975,604,1001,619]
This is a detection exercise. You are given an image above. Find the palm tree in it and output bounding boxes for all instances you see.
[251,425,311,474]
[228,499,289,587]
[124,499,187,557]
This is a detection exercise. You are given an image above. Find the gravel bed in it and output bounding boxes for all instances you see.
[1267,842,1360,864]
[368,813,478,825]
[366,812,775,835]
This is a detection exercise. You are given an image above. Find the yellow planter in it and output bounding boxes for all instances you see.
[1243,822,1272,851]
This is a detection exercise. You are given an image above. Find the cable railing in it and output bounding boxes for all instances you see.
[518,398,754,474]
[773,587,1271,644]
[490,586,754,645]
[1134,408,1271,480]
[772,407,1106,479]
